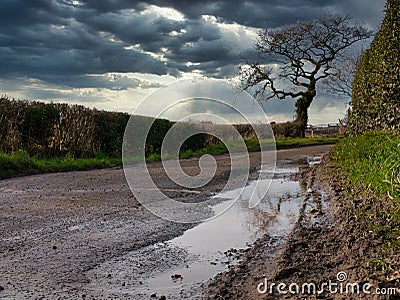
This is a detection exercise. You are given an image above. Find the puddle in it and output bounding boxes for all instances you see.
[307,155,322,167]
[138,165,307,298]
[258,164,299,177]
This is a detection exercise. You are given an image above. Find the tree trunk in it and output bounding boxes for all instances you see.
[294,88,316,137]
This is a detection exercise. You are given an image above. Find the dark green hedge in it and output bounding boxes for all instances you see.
[0,96,276,159]
[347,0,400,134]
[0,97,158,158]
[0,97,223,158]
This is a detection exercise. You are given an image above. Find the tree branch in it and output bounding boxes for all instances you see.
[240,14,372,103]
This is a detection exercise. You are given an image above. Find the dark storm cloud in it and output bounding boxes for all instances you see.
[0,42,173,77]
[0,0,227,86]
[0,0,69,28]
[148,0,341,28]
[79,9,183,45]
[0,5,179,86]
[76,0,143,13]
[0,0,386,91]
[39,74,141,90]
[79,0,342,28]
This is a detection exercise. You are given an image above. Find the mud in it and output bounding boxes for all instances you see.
[0,144,333,299]
[205,151,400,300]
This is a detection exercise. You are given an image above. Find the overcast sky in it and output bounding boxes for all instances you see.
[0,0,386,124]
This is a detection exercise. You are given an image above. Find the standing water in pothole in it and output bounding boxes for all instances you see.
[136,165,308,299]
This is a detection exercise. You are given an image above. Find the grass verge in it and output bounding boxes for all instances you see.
[178,137,339,159]
[1,137,339,179]
[0,151,121,179]
[331,131,400,272]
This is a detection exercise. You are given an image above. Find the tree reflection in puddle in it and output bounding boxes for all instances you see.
[141,165,307,298]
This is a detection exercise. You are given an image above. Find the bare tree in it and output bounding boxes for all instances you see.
[321,51,363,98]
[240,15,372,137]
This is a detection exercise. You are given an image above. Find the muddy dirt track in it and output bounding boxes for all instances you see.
[206,149,400,300]
[0,145,333,299]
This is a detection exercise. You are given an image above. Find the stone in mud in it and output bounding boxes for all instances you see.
[171,273,183,280]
